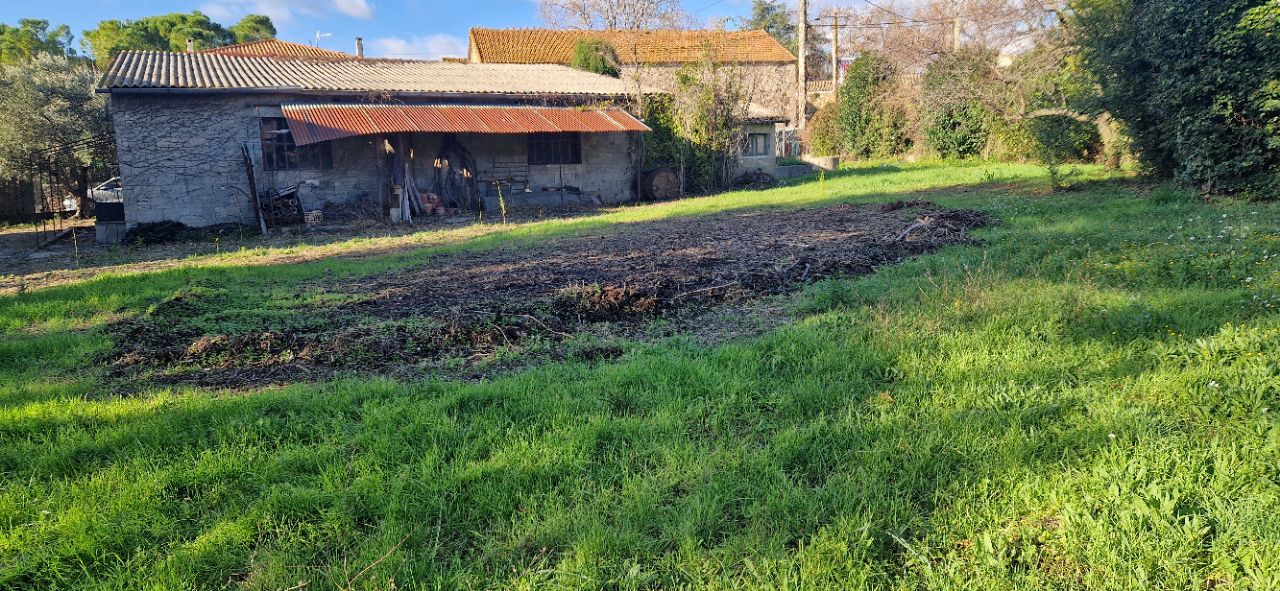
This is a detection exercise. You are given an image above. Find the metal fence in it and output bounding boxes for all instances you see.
[0,133,116,247]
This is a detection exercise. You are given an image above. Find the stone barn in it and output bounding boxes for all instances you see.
[467,28,797,127]
[96,40,650,230]
[467,28,796,176]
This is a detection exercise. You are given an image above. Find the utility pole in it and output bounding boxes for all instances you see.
[797,0,808,129]
[953,17,962,51]
[831,14,839,89]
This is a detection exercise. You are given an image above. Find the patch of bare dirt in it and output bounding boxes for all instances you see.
[105,202,992,388]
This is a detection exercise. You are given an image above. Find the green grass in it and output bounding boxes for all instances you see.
[3,162,1279,589]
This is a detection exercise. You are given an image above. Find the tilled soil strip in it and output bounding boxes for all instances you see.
[108,201,991,387]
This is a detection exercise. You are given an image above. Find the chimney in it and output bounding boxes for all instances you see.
[186,38,195,53]
[355,37,364,59]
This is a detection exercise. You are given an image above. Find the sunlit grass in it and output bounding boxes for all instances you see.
[3,162,1278,589]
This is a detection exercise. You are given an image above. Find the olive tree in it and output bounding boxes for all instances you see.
[0,54,109,195]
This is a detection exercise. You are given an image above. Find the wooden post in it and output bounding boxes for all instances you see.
[831,14,839,89]
[241,143,268,236]
[797,0,808,129]
[78,165,90,215]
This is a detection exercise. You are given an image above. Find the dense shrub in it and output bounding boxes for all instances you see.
[1028,115,1102,164]
[806,102,842,157]
[924,101,993,159]
[921,49,999,159]
[1071,0,1280,193]
[640,95,718,194]
[834,52,909,158]
[570,38,620,78]
[986,119,1036,162]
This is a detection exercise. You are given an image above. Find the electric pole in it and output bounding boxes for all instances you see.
[831,14,839,89]
[797,0,808,129]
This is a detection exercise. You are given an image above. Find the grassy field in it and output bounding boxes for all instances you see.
[2,162,1279,589]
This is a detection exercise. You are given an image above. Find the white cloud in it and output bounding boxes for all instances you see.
[332,0,374,19]
[369,34,466,60]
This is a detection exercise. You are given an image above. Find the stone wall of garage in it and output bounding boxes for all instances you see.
[109,92,385,228]
[110,92,640,228]
[621,62,796,125]
[460,131,638,208]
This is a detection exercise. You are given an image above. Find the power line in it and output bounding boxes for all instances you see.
[862,0,911,21]
[690,0,728,14]
[810,14,1036,30]
[808,6,1037,28]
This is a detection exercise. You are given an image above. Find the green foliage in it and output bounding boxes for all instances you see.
[672,54,750,190]
[228,14,276,44]
[570,37,620,78]
[806,102,842,157]
[1070,0,1280,192]
[0,19,74,64]
[924,101,993,159]
[1029,115,1102,165]
[0,54,109,186]
[81,11,238,67]
[922,49,999,159]
[742,0,797,55]
[986,118,1037,162]
[834,52,909,159]
[641,95,718,193]
[9,164,1280,588]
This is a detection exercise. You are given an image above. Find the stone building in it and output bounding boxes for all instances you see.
[467,28,796,177]
[96,40,650,230]
[467,29,796,122]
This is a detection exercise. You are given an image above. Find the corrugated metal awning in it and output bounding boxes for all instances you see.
[281,103,650,146]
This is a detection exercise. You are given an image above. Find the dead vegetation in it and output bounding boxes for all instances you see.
[104,201,991,388]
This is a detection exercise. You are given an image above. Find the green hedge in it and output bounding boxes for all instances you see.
[1071,0,1280,193]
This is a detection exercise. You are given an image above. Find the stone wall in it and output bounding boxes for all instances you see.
[736,123,779,178]
[620,62,796,125]
[109,93,640,228]
[462,132,638,208]
[111,93,384,228]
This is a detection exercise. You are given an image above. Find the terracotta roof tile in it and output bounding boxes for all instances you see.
[98,51,647,97]
[201,39,353,60]
[469,28,796,65]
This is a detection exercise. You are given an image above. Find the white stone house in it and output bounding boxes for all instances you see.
[96,40,652,229]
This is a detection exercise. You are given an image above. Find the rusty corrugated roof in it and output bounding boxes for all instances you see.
[98,51,647,96]
[281,103,650,145]
[469,28,797,65]
[201,39,353,59]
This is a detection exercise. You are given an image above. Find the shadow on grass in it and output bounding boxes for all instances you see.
[5,167,1270,587]
[0,318,1117,588]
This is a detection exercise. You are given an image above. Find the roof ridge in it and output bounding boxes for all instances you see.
[469,27,774,34]
[201,39,353,59]
[467,28,796,64]
[97,51,665,96]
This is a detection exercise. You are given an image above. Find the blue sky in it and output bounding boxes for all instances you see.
[3,0,770,60]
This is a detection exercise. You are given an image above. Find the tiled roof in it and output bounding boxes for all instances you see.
[469,28,796,65]
[808,80,835,93]
[282,104,650,146]
[744,102,787,124]
[97,51,643,96]
[201,39,352,59]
